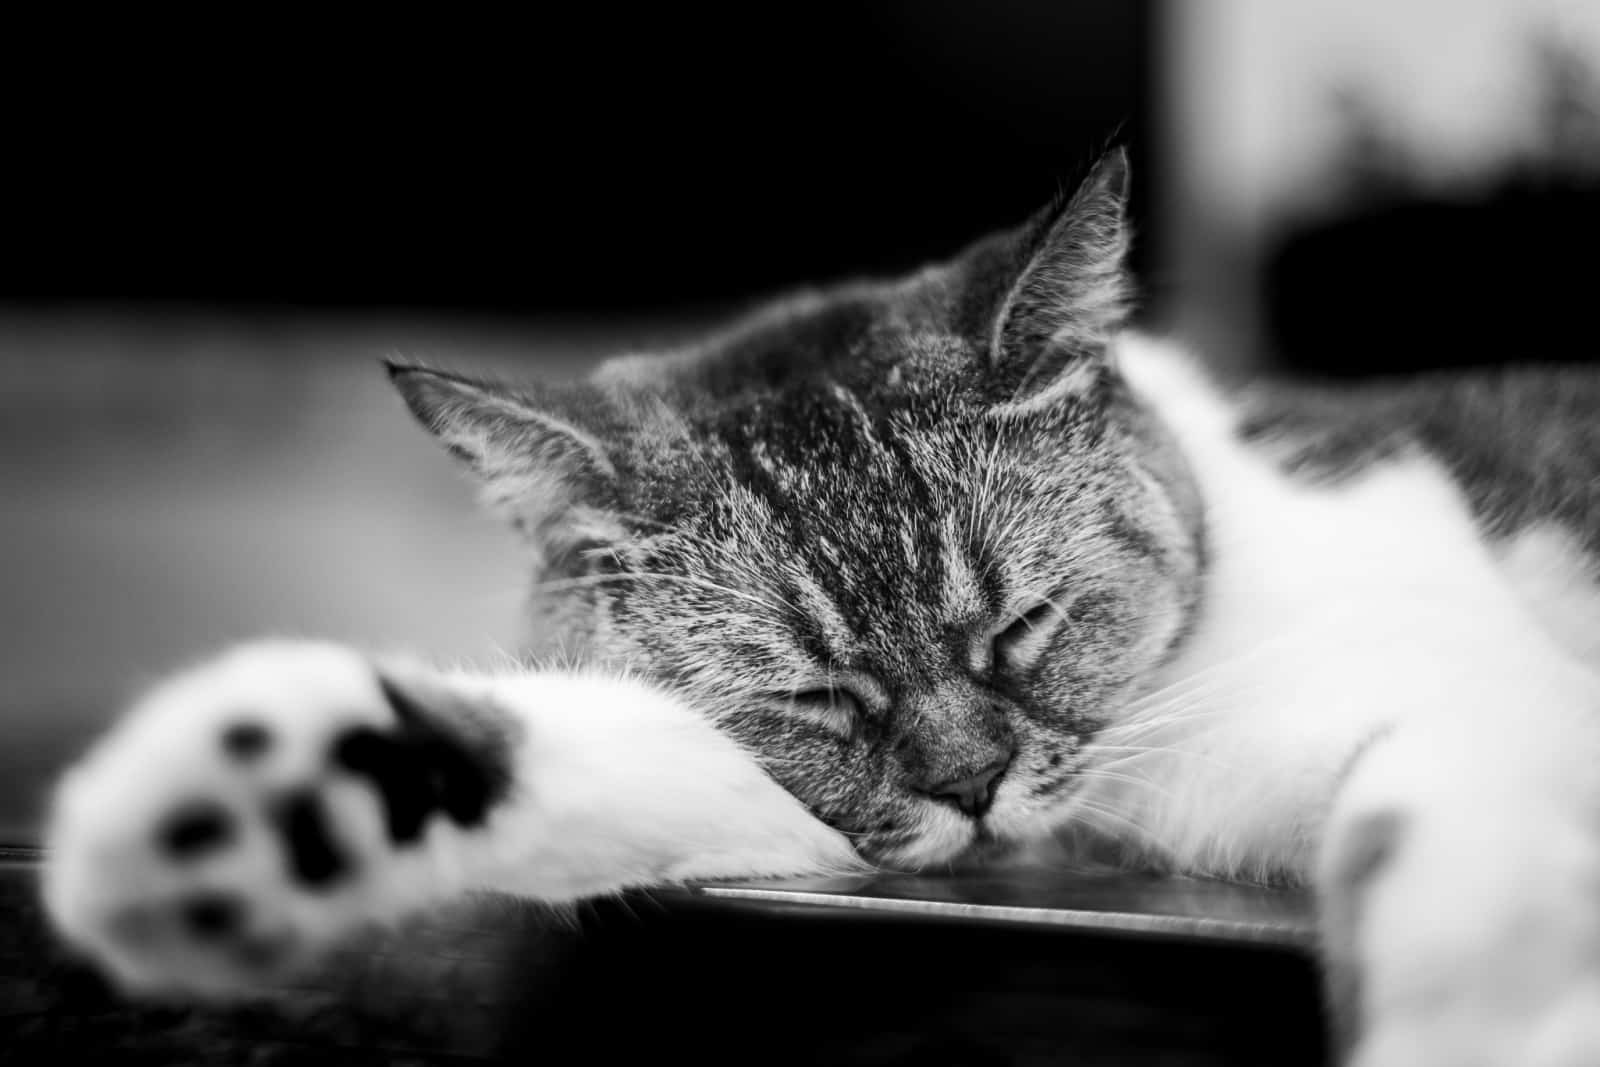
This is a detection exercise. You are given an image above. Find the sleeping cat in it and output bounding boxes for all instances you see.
[41,150,1600,1066]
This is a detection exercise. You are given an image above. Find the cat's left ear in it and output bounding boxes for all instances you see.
[990,148,1132,405]
[386,362,621,568]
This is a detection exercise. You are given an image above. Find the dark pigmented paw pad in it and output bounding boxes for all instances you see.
[328,672,514,847]
[221,720,273,762]
[333,727,432,845]
[270,788,352,890]
[157,801,234,860]
[180,892,246,940]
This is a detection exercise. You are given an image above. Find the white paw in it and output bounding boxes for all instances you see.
[42,641,515,998]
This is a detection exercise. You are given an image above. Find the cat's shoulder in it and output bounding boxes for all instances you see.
[1120,332,1600,551]
[1235,362,1600,493]
[1120,333,1600,672]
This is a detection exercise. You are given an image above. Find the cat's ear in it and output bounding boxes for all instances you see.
[387,362,620,567]
[989,148,1132,405]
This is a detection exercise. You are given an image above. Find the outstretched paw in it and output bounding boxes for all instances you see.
[42,641,516,997]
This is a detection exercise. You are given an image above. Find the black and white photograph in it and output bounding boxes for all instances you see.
[6,3,1600,1064]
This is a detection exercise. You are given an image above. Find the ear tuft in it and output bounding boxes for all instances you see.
[386,362,622,571]
[386,363,614,483]
[990,148,1133,404]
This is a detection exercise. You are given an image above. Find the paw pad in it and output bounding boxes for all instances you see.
[220,720,272,762]
[327,673,513,846]
[270,788,352,889]
[44,645,522,997]
[180,892,245,939]
[157,801,234,860]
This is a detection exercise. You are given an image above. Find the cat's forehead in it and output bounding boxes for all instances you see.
[618,384,999,664]
[695,472,984,670]
[596,277,1121,663]
[595,275,983,406]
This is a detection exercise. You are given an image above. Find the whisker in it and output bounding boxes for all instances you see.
[1121,665,1278,718]
[1097,702,1249,738]
[1072,767,1174,799]
[1111,666,1292,726]
[1088,746,1237,775]
[1062,797,1150,840]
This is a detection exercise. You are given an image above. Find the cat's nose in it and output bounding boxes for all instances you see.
[919,758,1010,818]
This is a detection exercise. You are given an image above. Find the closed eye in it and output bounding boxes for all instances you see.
[782,687,867,737]
[992,596,1071,671]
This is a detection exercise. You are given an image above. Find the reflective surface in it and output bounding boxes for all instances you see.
[687,868,1315,949]
[2,854,1328,1065]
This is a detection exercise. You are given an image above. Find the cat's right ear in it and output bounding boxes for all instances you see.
[386,362,619,557]
[986,148,1132,408]
[387,362,614,483]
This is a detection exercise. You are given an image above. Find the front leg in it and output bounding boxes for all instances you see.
[43,640,856,997]
[1320,687,1600,1067]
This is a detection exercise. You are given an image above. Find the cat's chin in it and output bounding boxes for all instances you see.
[871,825,1039,872]
[863,798,1074,870]
[949,828,1029,870]
[865,811,979,870]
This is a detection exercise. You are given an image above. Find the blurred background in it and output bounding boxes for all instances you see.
[4,1,1599,843]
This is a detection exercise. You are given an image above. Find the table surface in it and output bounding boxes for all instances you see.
[688,867,1316,949]
[1,851,1329,1065]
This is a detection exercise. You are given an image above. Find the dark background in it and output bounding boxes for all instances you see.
[4,6,1154,317]
[8,7,1598,362]
[1261,35,1600,379]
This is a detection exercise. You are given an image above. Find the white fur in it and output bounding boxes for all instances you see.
[1106,334,1600,1064]
[44,641,856,995]
[1495,523,1600,673]
[1070,334,1600,880]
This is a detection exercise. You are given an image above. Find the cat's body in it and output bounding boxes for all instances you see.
[41,153,1600,1065]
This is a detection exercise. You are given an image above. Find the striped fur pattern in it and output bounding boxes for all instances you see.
[45,148,1600,1064]
[393,152,1205,867]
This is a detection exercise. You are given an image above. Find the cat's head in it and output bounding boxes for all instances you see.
[391,151,1205,867]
